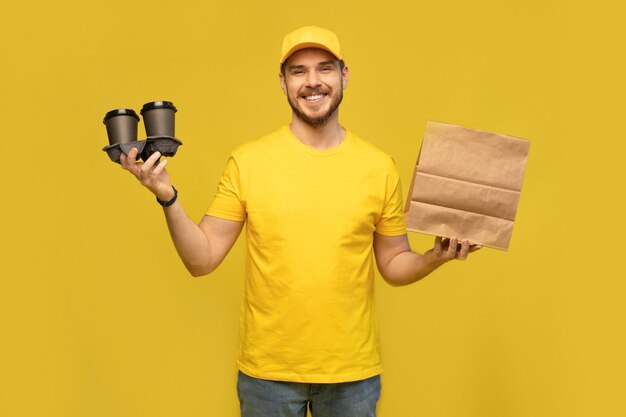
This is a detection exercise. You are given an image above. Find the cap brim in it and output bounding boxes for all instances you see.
[280,42,342,64]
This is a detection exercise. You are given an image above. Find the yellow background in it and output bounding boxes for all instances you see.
[1,0,624,416]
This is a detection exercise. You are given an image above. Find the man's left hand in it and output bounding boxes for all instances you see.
[431,236,482,262]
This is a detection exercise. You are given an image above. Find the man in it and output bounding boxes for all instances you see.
[120,26,479,417]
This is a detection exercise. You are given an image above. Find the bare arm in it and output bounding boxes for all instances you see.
[373,233,481,286]
[120,149,244,277]
[163,205,244,277]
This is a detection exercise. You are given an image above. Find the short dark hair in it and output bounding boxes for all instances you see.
[281,59,345,76]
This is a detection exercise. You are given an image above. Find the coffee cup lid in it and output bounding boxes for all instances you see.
[103,109,140,124]
[141,101,178,114]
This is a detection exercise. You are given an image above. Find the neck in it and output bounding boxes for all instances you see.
[289,112,346,150]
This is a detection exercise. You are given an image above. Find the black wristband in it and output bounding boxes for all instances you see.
[157,186,178,207]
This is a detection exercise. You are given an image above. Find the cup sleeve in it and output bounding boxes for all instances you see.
[205,156,247,222]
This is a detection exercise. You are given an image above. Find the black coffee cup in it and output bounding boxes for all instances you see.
[103,109,140,145]
[140,101,177,137]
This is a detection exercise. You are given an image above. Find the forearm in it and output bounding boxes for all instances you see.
[375,234,479,286]
[381,250,445,286]
[119,151,226,276]
[162,200,212,276]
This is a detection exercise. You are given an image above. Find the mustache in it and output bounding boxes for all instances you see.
[300,88,329,96]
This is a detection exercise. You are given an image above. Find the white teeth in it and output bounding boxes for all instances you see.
[304,94,324,100]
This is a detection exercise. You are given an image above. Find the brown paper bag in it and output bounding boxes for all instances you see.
[405,121,530,250]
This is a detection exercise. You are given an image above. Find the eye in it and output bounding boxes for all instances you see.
[320,66,332,72]
[292,69,305,75]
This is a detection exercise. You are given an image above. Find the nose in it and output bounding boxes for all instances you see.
[305,70,321,87]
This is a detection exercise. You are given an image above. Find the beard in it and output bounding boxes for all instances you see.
[286,85,344,128]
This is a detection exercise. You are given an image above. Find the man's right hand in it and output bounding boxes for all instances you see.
[120,148,174,202]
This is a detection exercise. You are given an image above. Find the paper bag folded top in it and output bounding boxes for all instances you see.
[405,121,530,251]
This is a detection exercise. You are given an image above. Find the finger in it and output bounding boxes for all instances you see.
[139,151,162,179]
[457,239,470,260]
[123,150,143,176]
[469,245,482,253]
[146,151,162,166]
[125,147,139,167]
[434,236,443,257]
[151,158,168,178]
[129,147,138,160]
[446,237,458,258]
[120,151,139,175]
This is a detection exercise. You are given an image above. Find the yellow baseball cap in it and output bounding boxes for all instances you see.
[280,26,344,65]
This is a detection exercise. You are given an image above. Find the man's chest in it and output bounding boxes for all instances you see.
[243,158,386,235]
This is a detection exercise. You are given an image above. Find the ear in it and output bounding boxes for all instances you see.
[279,72,287,96]
[341,65,350,90]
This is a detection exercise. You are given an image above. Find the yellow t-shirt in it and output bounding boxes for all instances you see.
[206,125,406,383]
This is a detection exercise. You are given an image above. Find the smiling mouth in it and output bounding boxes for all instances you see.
[301,92,328,103]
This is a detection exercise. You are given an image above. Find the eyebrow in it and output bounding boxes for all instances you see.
[287,60,338,70]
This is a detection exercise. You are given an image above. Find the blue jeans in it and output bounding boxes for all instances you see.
[237,371,381,417]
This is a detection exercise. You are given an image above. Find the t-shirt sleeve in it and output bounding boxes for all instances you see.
[205,156,247,221]
[375,159,407,236]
